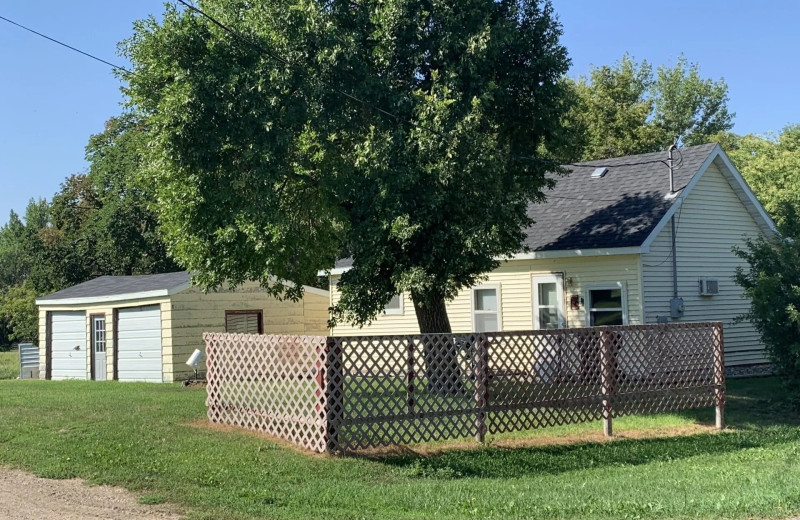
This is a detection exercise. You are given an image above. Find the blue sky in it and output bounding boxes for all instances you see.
[1,0,799,226]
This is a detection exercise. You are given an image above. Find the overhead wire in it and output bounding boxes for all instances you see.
[0,14,131,73]
[2,4,683,177]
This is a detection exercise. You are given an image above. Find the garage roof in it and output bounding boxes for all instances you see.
[36,271,191,305]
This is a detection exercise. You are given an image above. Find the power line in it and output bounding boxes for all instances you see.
[0,14,130,73]
[1,4,678,175]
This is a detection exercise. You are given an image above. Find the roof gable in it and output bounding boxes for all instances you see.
[640,146,777,253]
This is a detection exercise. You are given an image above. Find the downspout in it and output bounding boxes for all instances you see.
[671,217,678,299]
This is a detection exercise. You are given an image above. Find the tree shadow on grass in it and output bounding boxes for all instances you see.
[373,377,800,480]
[678,376,800,429]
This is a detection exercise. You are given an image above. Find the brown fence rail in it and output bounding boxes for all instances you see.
[204,322,724,454]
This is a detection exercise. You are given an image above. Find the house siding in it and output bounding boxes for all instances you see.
[641,159,767,366]
[330,254,642,336]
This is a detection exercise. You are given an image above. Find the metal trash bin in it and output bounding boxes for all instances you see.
[18,343,39,379]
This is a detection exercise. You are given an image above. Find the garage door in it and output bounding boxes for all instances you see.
[50,311,87,380]
[117,305,163,382]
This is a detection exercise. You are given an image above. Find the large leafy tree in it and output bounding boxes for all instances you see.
[122,0,572,335]
[569,55,733,160]
[0,116,178,345]
[83,115,178,277]
[723,126,800,232]
[735,204,800,392]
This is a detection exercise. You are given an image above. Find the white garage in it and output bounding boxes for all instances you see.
[49,311,87,380]
[117,305,163,383]
[36,271,330,382]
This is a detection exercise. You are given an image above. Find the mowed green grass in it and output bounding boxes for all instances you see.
[0,349,18,380]
[0,378,799,520]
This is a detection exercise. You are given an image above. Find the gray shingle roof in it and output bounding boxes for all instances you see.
[524,143,717,251]
[333,143,718,268]
[37,271,190,301]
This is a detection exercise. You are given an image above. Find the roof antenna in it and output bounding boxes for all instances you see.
[667,143,677,195]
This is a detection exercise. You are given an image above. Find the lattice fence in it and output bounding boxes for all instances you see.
[204,322,724,453]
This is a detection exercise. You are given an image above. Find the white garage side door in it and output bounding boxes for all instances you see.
[117,305,163,383]
[51,311,87,380]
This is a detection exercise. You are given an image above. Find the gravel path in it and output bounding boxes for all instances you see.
[0,469,182,520]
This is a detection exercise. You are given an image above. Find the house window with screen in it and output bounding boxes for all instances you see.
[383,294,403,315]
[225,311,263,334]
[587,287,625,326]
[472,286,500,332]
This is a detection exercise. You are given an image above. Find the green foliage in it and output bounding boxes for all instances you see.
[121,0,573,330]
[569,54,733,160]
[724,126,800,232]
[652,56,733,147]
[734,207,800,391]
[0,283,37,343]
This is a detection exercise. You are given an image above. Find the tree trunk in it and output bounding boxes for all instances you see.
[412,293,465,395]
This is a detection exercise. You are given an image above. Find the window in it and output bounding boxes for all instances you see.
[225,311,263,334]
[532,274,564,329]
[383,294,404,315]
[472,286,501,332]
[93,316,106,353]
[586,284,627,326]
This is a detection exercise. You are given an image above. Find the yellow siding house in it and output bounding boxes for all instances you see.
[328,144,776,369]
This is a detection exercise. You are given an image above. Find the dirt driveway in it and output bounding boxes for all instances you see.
[0,469,182,520]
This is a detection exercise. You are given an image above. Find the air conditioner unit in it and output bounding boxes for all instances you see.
[699,278,720,296]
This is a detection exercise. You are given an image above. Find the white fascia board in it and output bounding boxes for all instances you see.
[320,246,643,278]
[640,146,718,254]
[320,267,350,276]
[509,246,642,261]
[36,289,173,307]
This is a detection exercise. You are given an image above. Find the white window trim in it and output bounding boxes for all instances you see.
[383,293,404,316]
[584,282,628,327]
[471,284,503,332]
[531,274,565,329]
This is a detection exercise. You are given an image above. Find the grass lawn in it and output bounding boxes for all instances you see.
[0,349,18,380]
[0,377,799,519]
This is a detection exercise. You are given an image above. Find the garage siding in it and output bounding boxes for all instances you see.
[38,285,327,383]
[167,283,330,381]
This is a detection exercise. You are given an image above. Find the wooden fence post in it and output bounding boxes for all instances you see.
[713,323,726,430]
[327,337,344,452]
[407,341,416,416]
[600,330,615,437]
[474,334,489,443]
[316,337,344,453]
